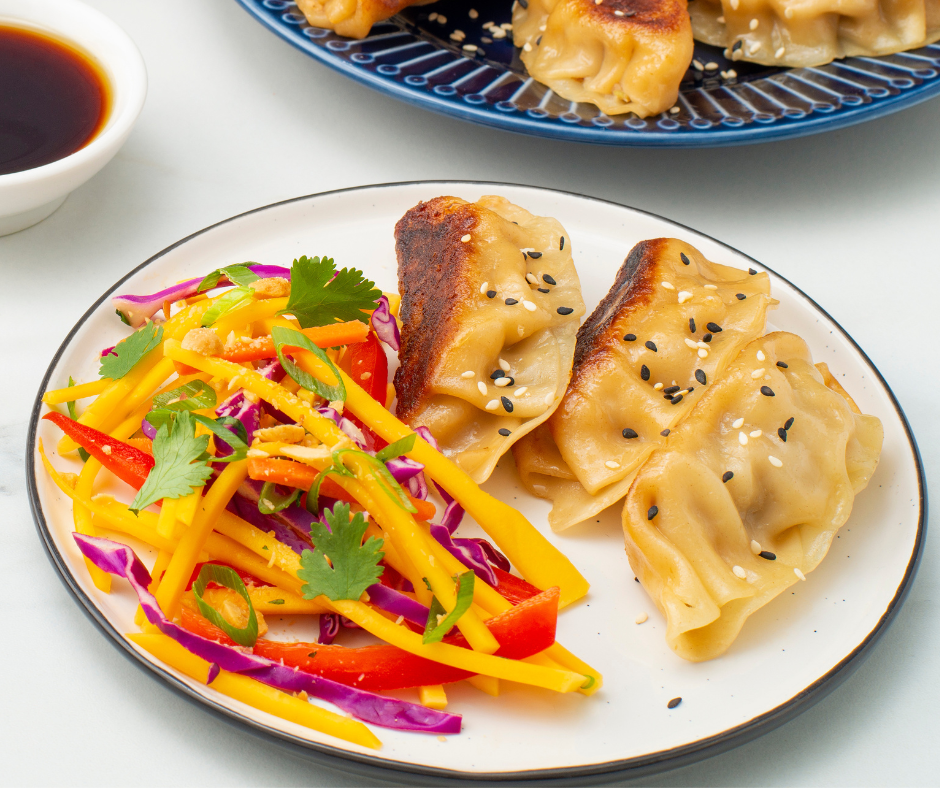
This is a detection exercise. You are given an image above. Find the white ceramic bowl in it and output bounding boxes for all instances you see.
[0,0,147,236]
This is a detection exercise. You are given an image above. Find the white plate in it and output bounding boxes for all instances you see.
[27,182,925,782]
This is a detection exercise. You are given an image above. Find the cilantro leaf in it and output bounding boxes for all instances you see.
[129,411,212,514]
[271,325,346,402]
[99,322,163,380]
[422,572,475,644]
[298,503,384,601]
[283,255,381,328]
[197,263,260,293]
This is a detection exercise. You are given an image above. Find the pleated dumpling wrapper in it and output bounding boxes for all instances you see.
[394,195,585,483]
[689,0,940,67]
[513,237,774,531]
[623,332,883,662]
[295,0,433,39]
[512,0,694,116]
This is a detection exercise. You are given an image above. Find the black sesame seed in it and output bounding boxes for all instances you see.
[500,396,513,413]
[663,394,674,401]
[624,333,637,342]
[486,290,497,298]
[536,34,542,44]
[560,236,565,250]
[760,386,775,397]
[498,428,512,437]
[778,428,788,442]
[784,417,794,430]
[732,39,742,51]
[503,377,515,386]
[519,0,528,8]
[537,287,550,293]
[722,471,733,483]
[505,298,518,306]
[647,506,658,520]
[664,385,680,395]
[703,333,712,342]
[759,550,777,560]
[695,369,706,385]
[749,267,758,275]
[640,364,650,381]
[529,251,542,259]
[680,253,690,266]
[542,274,556,285]
[660,429,670,437]
[735,293,746,300]
[776,361,789,369]
[706,322,722,333]
[645,340,657,352]
[635,577,639,582]
[622,428,639,439]
[689,318,696,333]
[686,387,694,393]
[557,306,574,315]
[490,370,504,379]
[667,697,682,709]
[671,393,684,404]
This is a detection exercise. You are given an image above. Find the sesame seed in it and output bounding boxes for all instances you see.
[437,14,447,22]
[671,394,684,405]
[777,361,788,369]
[684,338,698,350]
[542,274,556,285]
[505,298,519,306]
[654,382,664,390]
[669,106,681,115]
[624,333,637,341]
[775,46,786,58]
[640,365,651,381]
[680,253,690,265]
[784,6,794,16]
[696,341,709,349]
[490,370,504,379]
[494,358,508,372]
[647,506,658,520]
[706,322,722,333]
[703,333,712,342]
[560,236,565,250]
[730,0,739,9]
[450,31,465,41]
[477,381,487,395]
[486,290,497,298]
[635,612,649,624]
[732,565,747,578]
[498,427,511,436]
[794,567,806,581]
[697,348,708,358]
[705,62,719,71]
[462,43,478,52]
[614,9,624,14]
[485,399,499,411]
[479,281,488,294]
[749,17,759,29]
[461,370,475,378]
[778,428,788,442]
[736,293,747,300]
[429,12,438,20]
[733,418,744,429]
[664,385,680,394]
[689,318,696,333]
[751,368,765,379]
[514,386,528,396]
[756,350,766,361]
[693,59,704,71]
[645,341,657,352]
[695,369,706,385]
[523,42,532,52]
[482,20,492,27]
[722,471,733,482]
[620,428,639,440]
[749,429,762,438]
[717,15,726,22]
[494,377,511,387]
[761,386,775,397]
[492,27,506,38]
[501,396,513,412]
[537,287,550,293]
[525,272,538,284]
[662,282,675,290]
[501,21,513,28]
[739,432,748,446]
[768,455,783,467]
[557,306,574,315]
[784,417,794,430]
[605,460,621,469]
[529,251,543,259]
[661,428,670,436]
[522,300,537,311]
[469,7,478,16]
[704,283,718,290]
[667,697,682,709]
[760,550,776,560]
[678,291,693,304]
[748,41,762,55]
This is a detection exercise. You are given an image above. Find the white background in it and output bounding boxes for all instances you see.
[1,0,937,785]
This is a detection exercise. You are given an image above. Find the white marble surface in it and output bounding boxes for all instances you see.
[2,0,937,785]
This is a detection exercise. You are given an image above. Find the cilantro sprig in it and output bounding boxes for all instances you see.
[297,503,384,602]
[99,322,163,380]
[283,255,381,328]
[423,572,475,644]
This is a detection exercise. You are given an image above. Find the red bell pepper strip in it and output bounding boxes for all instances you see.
[180,585,560,691]
[344,332,388,449]
[489,566,544,606]
[42,412,154,489]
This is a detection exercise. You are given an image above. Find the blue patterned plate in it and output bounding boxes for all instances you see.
[236,0,940,145]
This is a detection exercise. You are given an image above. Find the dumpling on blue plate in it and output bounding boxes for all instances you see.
[295,0,434,39]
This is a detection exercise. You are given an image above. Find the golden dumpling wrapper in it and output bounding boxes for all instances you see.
[296,0,434,39]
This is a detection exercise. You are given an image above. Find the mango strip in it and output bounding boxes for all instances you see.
[73,457,111,593]
[128,633,380,749]
[212,297,288,335]
[43,378,110,405]
[418,685,448,710]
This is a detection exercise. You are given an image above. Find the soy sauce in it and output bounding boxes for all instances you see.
[0,25,110,176]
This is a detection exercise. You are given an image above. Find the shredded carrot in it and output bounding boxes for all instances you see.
[220,321,369,362]
[126,437,154,455]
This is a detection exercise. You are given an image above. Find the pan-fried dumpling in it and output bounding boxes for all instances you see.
[295,0,433,39]
[622,332,883,662]
[512,0,694,117]
[689,0,940,67]
[513,238,774,531]
[394,195,585,483]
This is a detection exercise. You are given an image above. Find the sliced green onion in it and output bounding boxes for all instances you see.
[271,325,345,402]
[422,572,475,644]
[258,481,301,514]
[374,434,416,462]
[197,263,260,293]
[152,379,217,411]
[201,286,255,327]
[192,413,249,462]
[192,564,258,647]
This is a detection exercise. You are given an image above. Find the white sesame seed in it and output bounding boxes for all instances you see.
[751,368,765,379]
[749,429,762,438]
[717,15,726,22]
[492,27,506,37]
[461,370,475,378]
[539,23,546,30]
[614,8,624,14]
[732,565,747,578]
[727,69,738,78]
[450,31,464,40]
[523,42,532,51]
[469,8,479,17]
[704,284,718,290]
[429,12,438,20]
[501,22,513,29]
[749,18,759,29]
[720,70,729,78]
[462,43,478,52]
[514,386,528,396]
[482,20,492,28]
[749,41,762,54]
[498,358,510,372]
[794,567,806,581]
[678,290,693,303]
[654,382,664,390]
[693,59,704,71]
[525,272,538,284]
[485,399,499,411]
[494,377,511,387]
[775,46,786,58]
[523,300,537,311]
[479,281,488,294]
[733,418,744,429]
[477,381,487,395]
[739,432,748,446]
[705,62,719,71]
[461,234,471,242]
[756,350,766,361]
[437,14,447,23]
[768,455,783,467]
[662,282,675,290]
[605,460,621,469]
[750,540,761,554]
[730,0,739,9]
[696,341,709,349]
[698,348,708,358]
[669,106,681,115]
[635,612,649,624]
[685,338,699,349]
[595,0,602,5]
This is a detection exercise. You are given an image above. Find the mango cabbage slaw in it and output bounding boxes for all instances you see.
[39,258,601,749]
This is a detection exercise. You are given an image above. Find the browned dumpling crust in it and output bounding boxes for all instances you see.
[690,0,940,67]
[622,332,883,662]
[295,0,434,39]
[512,238,774,531]
[394,195,585,483]
[512,0,694,116]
